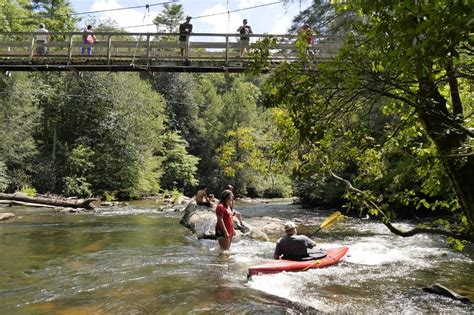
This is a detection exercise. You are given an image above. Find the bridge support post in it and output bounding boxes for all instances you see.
[67,34,73,64]
[146,34,151,67]
[107,35,112,64]
[225,34,229,67]
[185,34,190,60]
[29,33,35,60]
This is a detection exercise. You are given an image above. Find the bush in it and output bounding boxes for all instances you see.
[63,176,92,198]
[19,185,37,197]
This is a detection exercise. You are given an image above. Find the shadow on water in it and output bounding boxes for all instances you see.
[0,201,473,313]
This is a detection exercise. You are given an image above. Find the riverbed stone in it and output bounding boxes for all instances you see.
[422,284,472,304]
[180,202,269,241]
[0,213,15,221]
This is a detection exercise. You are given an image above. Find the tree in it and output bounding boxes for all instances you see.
[30,0,78,32]
[288,0,355,35]
[251,1,474,242]
[153,3,185,33]
[156,131,199,191]
[217,127,266,195]
[0,0,33,33]
[32,72,167,198]
[0,73,40,191]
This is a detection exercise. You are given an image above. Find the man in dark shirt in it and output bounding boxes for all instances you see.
[179,16,193,58]
[237,19,253,57]
[273,221,317,260]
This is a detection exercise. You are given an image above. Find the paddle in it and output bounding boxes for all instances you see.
[307,211,342,238]
[302,211,343,271]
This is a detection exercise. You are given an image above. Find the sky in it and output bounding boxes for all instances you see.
[67,0,307,35]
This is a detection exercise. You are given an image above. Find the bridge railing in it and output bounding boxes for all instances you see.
[0,31,342,65]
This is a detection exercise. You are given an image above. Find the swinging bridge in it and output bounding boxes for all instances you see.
[0,31,342,73]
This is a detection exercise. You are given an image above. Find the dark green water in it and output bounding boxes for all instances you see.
[1,201,473,314]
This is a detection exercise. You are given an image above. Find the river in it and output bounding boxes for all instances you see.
[1,200,473,314]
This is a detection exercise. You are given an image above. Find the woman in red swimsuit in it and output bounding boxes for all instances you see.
[215,189,235,250]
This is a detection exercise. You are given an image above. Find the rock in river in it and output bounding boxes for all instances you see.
[180,202,268,241]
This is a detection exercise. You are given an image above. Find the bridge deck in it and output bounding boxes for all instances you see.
[0,32,341,72]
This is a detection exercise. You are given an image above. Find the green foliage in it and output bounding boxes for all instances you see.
[102,191,116,202]
[19,185,37,197]
[63,176,91,198]
[66,145,94,177]
[135,157,162,196]
[156,132,199,191]
[153,3,185,32]
[28,71,167,198]
[0,161,9,192]
[61,145,93,197]
[247,37,278,74]
[0,73,39,170]
[249,1,474,242]
[218,127,263,177]
[170,188,183,204]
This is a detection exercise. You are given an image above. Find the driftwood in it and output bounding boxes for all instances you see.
[0,193,97,210]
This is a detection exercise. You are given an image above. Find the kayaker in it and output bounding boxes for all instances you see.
[215,189,235,250]
[273,221,317,260]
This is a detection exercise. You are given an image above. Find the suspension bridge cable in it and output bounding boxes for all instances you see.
[6,1,176,20]
[69,1,176,16]
[121,1,284,29]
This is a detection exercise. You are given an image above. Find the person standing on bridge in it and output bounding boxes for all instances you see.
[237,19,253,58]
[299,24,314,54]
[179,16,193,59]
[81,25,97,56]
[35,23,50,56]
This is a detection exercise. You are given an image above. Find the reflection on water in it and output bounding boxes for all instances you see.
[0,201,473,314]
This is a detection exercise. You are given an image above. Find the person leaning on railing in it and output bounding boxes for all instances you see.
[81,25,97,56]
[35,23,50,56]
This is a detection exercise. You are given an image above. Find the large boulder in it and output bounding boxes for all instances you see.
[180,203,217,239]
[180,202,268,241]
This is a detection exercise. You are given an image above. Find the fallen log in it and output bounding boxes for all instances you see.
[0,193,97,210]
[0,200,56,208]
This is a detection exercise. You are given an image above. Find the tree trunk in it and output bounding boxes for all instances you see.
[417,79,474,228]
[0,193,97,210]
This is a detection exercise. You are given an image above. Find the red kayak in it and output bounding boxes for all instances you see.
[248,246,349,277]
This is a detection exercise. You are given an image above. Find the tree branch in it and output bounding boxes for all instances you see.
[329,171,473,242]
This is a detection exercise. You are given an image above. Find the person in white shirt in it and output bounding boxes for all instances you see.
[35,23,50,55]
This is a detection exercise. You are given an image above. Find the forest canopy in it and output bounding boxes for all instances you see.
[1,1,472,245]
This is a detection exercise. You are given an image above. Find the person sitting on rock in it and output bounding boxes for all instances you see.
[208,193,216,208]
[273,221,317,260]
[195,185,211,207]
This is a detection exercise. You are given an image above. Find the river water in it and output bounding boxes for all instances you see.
[0,200,473,314]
